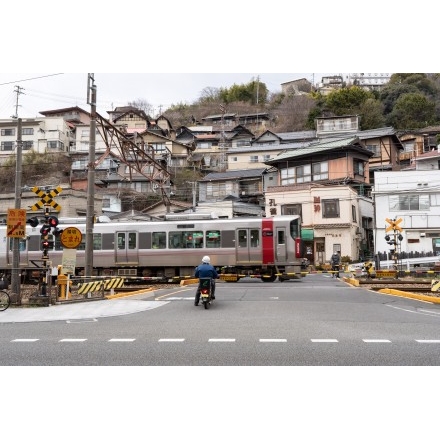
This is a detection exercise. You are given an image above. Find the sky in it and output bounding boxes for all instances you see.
[0,72,339,119]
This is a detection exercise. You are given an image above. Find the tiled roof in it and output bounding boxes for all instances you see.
[265,136,371,163]
[415,149,440,161]
[200,168,267,181]
[228,141,309,154]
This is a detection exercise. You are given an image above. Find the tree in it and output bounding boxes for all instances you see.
[358,98,385,130]
[386,92,436,129]
[127,98,154,116]
[325,86,374,115]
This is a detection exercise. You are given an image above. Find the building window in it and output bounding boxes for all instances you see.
[263,155,271,161]
[250,156,259,163]
[352,205,357,222]
[102,198,111,208]
[22,128,34,135]
[322,199,340,218]
[48,141,64,150]
[354,160,364,176]
[206,182,226,198]
[296,164,311,183]
[366,144,380,157]
[312,161,328,181]
[22,141,33,150]
[1,141,14,151]
[280,167,295,185]
[1,129,15,136]
[282,204,302,217]
[230,157,238,162]
[403,141,415,153]
[389,194,430,211]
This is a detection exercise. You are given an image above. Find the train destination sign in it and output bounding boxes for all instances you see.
[60,227,83,249]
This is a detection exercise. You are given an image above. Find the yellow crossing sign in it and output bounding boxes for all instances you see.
[386,217,403,233]
[31,186,62,212]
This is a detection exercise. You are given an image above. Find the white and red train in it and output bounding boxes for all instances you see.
[0,215,308,283]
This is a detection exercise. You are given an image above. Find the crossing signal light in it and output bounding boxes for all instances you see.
[47,216,59,228]
[27,217,39,228]
[40,225,51,236]
[42,238,53,250]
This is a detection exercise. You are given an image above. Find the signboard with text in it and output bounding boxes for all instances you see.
[6,208,26,238]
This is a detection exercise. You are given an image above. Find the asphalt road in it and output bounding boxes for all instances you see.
[2,273,440,366]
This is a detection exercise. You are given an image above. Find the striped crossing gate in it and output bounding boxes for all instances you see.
[431,279,440,292]
[104,278,125,290]
[77,280,104,295]
[77,277,125,295]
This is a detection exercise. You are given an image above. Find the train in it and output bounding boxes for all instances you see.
[0,214,308,283]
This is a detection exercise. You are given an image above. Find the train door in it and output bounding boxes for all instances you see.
[115,231,139,264]
[236,228,261,263]
[275,226,287,263]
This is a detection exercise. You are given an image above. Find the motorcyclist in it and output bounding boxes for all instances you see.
[194,256,219,306]
[330,251,341,278]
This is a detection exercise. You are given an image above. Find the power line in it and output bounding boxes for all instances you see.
[0,73,63,87]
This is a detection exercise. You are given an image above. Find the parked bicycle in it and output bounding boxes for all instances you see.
[0,276,10,311]
[0,289,10,311]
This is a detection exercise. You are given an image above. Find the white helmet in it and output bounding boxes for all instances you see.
[202,256,210,264]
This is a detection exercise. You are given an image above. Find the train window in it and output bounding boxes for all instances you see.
[152,232,166,249]
[117,233,125,250]
[238,230,247,248]
[290,219,300,239]
[169,231,204,248]
[278,230,286,245]
[250,229,260,247]
[128,233,137,250]
[206,230,220,248]
[9,239,27,252]
[93,233,102,250]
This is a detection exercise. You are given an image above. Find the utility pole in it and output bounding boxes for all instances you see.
[11,117,22,304]
[11,85,24,119]
[85,74,97,277]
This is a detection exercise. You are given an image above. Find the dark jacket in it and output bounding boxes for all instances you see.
[330,254,341,265]
[194,263,219,279]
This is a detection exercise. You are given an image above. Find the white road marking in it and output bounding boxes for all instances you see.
[59,339,87,342]
[11,339,39,342]
[311,339,338,343]
[209,339,236,342]
[259,339,287,342]
[415,340,440,343]
[362,339,391,343]
[108,339,136,342]
[159,339,185,342]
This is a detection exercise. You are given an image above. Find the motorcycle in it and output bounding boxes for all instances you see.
[198,277,214,309]
[332,264,340,278]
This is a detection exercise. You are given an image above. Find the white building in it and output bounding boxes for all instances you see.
[373,170,440,257]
